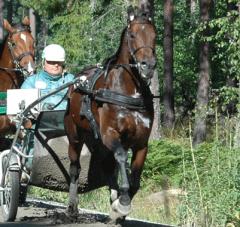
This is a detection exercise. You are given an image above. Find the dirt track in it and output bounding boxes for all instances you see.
[0,198,173,227]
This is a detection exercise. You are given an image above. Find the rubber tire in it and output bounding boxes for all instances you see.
[1,170,20,222]
[19,184,28,205]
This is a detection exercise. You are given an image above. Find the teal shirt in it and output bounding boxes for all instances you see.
[21,70,75,110]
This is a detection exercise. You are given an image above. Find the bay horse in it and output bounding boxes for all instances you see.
[0,17,35,139]
[64,6,156,224]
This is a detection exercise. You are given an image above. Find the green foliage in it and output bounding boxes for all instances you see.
[143,140,217,188]
[20,0,128,73]
[179,143,240,226]
[143,139,189,188]
[13,1,240,225]
[142,137,240,226]
[20,0,67,17]
[48,2,93,70]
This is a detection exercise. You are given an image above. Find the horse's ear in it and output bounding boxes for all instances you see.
[139,4,152,21]
[22,16,30,26]
[127,5,135,22]
[3,19,14,33]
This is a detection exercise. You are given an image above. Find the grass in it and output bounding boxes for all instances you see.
[26,114,240,227]
[28,184,179,225]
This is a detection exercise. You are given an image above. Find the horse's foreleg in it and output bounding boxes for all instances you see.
[129,147,148,199]
[111,144,131,216]
[67,144,81,217]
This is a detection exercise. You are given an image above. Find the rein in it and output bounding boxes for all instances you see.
[0,67,23,72]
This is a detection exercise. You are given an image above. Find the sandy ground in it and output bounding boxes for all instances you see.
[0,198,173,227]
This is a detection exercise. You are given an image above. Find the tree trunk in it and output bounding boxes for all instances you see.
[0,0,3,41]
[90,0,97,11]
[6,0,12,24]
[233,2,240,148]
[37,18,48,57]
[163,0,174,129]
[150,70,161,139]
[193,0,211,146]
[225,1,239,116]
[67,0,75,11]
[29,9,36,40]
[186,0,196,14]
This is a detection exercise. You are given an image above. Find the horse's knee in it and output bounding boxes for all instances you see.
[69,161,80,182]
[114,147,127,163]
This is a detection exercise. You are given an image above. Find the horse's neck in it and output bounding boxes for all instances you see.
[0,41,14,68]
[108,61,140,95]
[117,42,130,65]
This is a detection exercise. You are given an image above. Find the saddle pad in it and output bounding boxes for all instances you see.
[0,92,7,115]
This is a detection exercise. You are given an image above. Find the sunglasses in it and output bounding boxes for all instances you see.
[46,60,64,66]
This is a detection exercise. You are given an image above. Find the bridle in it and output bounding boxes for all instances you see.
[102,17,156,86]
[3,27,34,78]
[126,20,156,84]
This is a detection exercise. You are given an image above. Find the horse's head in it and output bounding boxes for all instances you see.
[3,17,35,77]
[126,6,156,83]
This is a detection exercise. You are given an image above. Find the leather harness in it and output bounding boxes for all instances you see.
[75,67,153,139]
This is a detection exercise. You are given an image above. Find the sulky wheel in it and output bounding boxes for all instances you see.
[1,166,20,222]
[19,183,28,205]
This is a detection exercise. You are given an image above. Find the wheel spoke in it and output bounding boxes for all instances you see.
[1,162,20,221]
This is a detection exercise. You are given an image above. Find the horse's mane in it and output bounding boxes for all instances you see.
[102,26,127,68]
[12,22,31,33]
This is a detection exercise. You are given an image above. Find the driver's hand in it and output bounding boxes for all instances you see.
[23,119,32,129]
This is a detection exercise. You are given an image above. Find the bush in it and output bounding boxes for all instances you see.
[178,143,240,226]
[143,139,240,226]
[142,139,191,188]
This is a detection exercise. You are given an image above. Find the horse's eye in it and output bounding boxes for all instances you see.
[129,32,136,39]
[11,42,16,48]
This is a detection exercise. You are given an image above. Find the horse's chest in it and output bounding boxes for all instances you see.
[117,110,151,135]
[132,112,150,129]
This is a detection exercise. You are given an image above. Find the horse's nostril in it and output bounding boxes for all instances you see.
[140,62,147,69]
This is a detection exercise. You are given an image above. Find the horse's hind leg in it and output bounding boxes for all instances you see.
[129,147,148,199]
[67,142,82,218]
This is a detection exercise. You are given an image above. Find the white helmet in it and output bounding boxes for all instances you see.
[42,44,65,62]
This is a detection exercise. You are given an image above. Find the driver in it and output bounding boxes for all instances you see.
[21,44,74,110]
[20,44,74,172]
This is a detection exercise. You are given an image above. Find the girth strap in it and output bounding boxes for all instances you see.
[80,95,100,139]
[94,88,146,110]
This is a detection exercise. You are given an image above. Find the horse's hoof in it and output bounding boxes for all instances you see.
[111,198,131,216]
[108,210,126,227]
